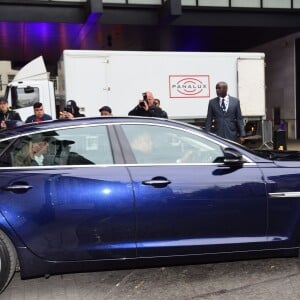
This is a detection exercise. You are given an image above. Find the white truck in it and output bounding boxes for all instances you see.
[5,50,265,124]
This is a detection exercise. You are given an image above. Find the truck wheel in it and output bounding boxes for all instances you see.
[0,232,17,294]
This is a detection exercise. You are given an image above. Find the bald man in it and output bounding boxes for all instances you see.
[205,81,245,143]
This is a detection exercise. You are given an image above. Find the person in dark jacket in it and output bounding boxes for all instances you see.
[205,81,245,143]
[25,102,52,123]
[0,97,22,129]
[154,98,168,119]
[60,100,85,119]
[128,91,164,118]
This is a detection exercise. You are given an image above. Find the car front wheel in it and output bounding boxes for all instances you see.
[0,232,17,294]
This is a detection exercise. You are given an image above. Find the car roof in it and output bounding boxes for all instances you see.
[0,116,203,140]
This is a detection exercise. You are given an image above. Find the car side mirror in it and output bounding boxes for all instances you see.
[223,147,244,166]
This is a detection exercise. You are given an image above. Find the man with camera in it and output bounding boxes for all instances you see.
[60,100,85,119]
[128,91,164,118]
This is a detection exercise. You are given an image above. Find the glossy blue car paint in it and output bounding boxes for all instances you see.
[0,117,299,286]
[129,164,268,257]
[261,163,300,247]
[0,167,136,261]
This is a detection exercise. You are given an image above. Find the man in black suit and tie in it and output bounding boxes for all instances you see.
[205,81,245,143]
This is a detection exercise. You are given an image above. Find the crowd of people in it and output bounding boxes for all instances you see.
[0,82,246,143]
[2,83,248,169]
[0,90,169,125]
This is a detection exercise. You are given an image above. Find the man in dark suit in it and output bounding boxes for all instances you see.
[205,81,245,143]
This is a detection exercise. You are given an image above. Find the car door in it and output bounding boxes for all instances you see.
[0,124,136,261]
[261,161,300,248]
[119,123,268,257]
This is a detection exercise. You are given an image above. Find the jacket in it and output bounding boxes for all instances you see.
[128,104,164,118]
[25,114,52,123]
[0,110,22,128]
[205,96,246,141]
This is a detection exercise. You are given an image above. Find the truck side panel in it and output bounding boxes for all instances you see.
[60,50,265,120]
[62,54,108,117]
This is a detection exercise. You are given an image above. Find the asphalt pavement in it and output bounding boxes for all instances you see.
[2,256,300,300]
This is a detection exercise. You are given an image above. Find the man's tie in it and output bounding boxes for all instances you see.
[221,98,226,112]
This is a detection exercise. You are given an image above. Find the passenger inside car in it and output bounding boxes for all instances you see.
[128,130,196,164]
[130,131,154,163]
[12,134,94,167]
[123,124,224,164]
[13,134,50,166]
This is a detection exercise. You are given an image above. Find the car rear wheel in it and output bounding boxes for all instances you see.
[0,232,17,294]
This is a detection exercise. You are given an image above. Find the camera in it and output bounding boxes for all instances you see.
[139,100,146,107]
[142,92,147,101]
[139,92,148,108]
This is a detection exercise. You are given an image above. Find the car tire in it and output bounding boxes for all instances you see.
[0,231,17,294]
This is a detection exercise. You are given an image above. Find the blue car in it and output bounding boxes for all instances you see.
[0,116,300,293]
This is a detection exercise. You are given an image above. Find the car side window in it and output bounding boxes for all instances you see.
[121,124,223,164]
[8,125,113,167]
[50,126,113,165]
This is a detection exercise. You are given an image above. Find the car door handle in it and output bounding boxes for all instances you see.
[3,184,32,193]
[268,192,300,198]
[142,176,171,188]
[143,180,171,185]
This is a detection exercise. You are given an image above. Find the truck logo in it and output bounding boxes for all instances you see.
[169,75,210,98]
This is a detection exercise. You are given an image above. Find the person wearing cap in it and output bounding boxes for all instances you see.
[14,134,50,166]
[99,106,112,116]
[25,102,52,123]
[60,100,85,119]
[0,97,22,129]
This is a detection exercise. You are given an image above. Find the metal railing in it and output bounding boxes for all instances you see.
[260,120,273,149]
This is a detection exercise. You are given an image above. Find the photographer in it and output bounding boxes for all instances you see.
[128,91,163,118]
[60,100,85,119]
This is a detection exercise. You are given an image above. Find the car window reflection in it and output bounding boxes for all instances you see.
[8,125,114,167]
[121,124,223,164]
